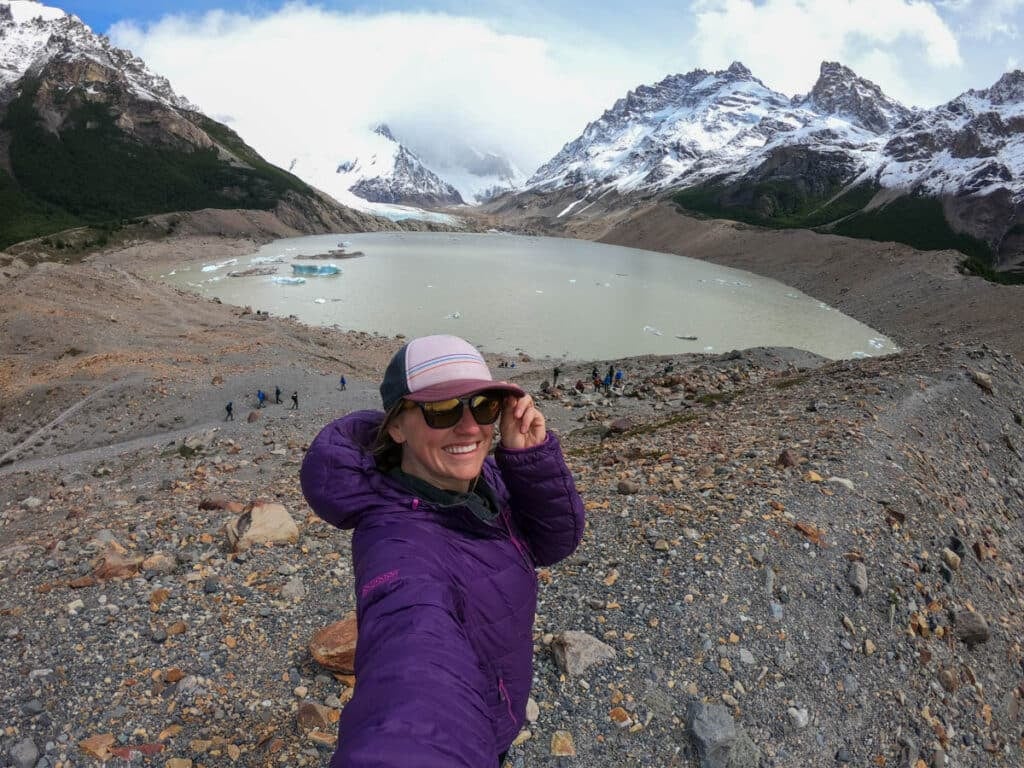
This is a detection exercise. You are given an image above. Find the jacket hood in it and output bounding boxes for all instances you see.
[300,410,400,530]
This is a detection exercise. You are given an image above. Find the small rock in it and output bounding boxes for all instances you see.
[847,562,868,597]
[617,480,640,495]
[282,576,306,601]
[787,707,809,729]
[9,738,39,768]
[941,548,961,571]
[550,730,576,757]
[938,668,958,693]
[296,701,335,732]
[955,610,990,647]
[827,476,855,491]
[969,370,994,394]
[776,449,800,468]
[525,697,539,723]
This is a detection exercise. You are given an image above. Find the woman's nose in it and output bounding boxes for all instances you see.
[452,405,481,431]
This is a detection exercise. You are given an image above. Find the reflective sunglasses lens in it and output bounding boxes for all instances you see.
[469,393,502,425]
[420,398,463,429]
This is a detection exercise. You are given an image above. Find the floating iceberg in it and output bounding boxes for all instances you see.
[292,263,341,276]
[313,298,326,304]
[446,311,462,319]
[643,325,663,336]
[201,258,238,273]
[273,276,305,285]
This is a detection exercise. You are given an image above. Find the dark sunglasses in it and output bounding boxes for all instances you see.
[403,392,504,429]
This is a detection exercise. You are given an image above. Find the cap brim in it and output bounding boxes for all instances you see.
[405,379,525,403]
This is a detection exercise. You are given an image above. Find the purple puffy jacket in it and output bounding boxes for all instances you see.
[300,410,585,767]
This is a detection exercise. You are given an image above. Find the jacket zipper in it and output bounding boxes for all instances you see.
[498,678,517,724]
[500,507,532,569]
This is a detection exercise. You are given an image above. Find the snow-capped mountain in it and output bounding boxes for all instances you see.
[339,124,463,208]
[0,0,191,110]
[0,0,378,248]
[528,62,794,193]
[527,61,911,196]
[520,61,1024,270]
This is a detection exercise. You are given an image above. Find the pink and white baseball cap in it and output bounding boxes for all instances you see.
[380,334,524,410]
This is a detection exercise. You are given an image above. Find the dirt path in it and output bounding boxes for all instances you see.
[0,376,143,467]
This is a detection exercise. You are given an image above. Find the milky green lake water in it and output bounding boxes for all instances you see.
[151,232,897,361]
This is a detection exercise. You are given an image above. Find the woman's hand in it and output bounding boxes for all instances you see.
[499,394,546,450]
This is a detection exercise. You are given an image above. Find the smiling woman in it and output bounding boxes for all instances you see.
[299,333,585,767]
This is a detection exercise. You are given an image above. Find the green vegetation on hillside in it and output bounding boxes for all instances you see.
[0,168,82,248]
[672,179,877,230]
[671,178,1024,283]
[0,81,311,249]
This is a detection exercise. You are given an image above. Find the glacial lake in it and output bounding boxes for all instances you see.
[152,232,898,361]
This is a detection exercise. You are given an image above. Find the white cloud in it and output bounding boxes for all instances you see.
[689,0,963,104]
[960,0,1024,40]
[109,4,647,178]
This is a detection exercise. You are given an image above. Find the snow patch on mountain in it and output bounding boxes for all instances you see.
[524,59,1024,209]
[0,0,193,110]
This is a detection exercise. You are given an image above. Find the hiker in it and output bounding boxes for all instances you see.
[290,391,298,410]
[574,379,586,393]
[224,401,233,421]
[275,386,282,404]
[339,375,347,391]
[607,364,614,382]
[257,389,266,409]
[614,369,624,384]
[552,365,561,388]
[591,365,598,381]
[300,334,584,767]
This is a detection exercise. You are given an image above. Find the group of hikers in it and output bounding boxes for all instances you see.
[224,385,300,420]
[551,362,625,393]
[224,374,350,420]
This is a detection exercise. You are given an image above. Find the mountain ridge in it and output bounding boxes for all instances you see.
[0,0,390,250]
[513,60,1024,274]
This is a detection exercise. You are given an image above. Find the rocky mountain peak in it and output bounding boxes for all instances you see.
[0,1,193,110]
[799,60,911,133]
[726,60,753,79]
[373,123,396,141]
[976,69,1024,105]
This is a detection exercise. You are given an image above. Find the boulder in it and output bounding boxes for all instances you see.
[224,500,299,551]
[686,702,762,768]
[551,630,615,676]
[93,547,142,580]
[955,610,991,647]
[309,612,358,673]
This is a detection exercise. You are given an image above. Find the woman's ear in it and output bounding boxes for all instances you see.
[387,415,407,444]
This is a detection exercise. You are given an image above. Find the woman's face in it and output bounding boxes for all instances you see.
[387,402,494,492]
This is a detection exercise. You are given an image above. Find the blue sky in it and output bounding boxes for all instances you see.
[44,0,1024,179]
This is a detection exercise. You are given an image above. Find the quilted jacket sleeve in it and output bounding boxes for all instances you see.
[494,432,585,567]
[332,540,499,768]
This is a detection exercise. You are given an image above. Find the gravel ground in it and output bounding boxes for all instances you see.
[1,239,1022,768]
